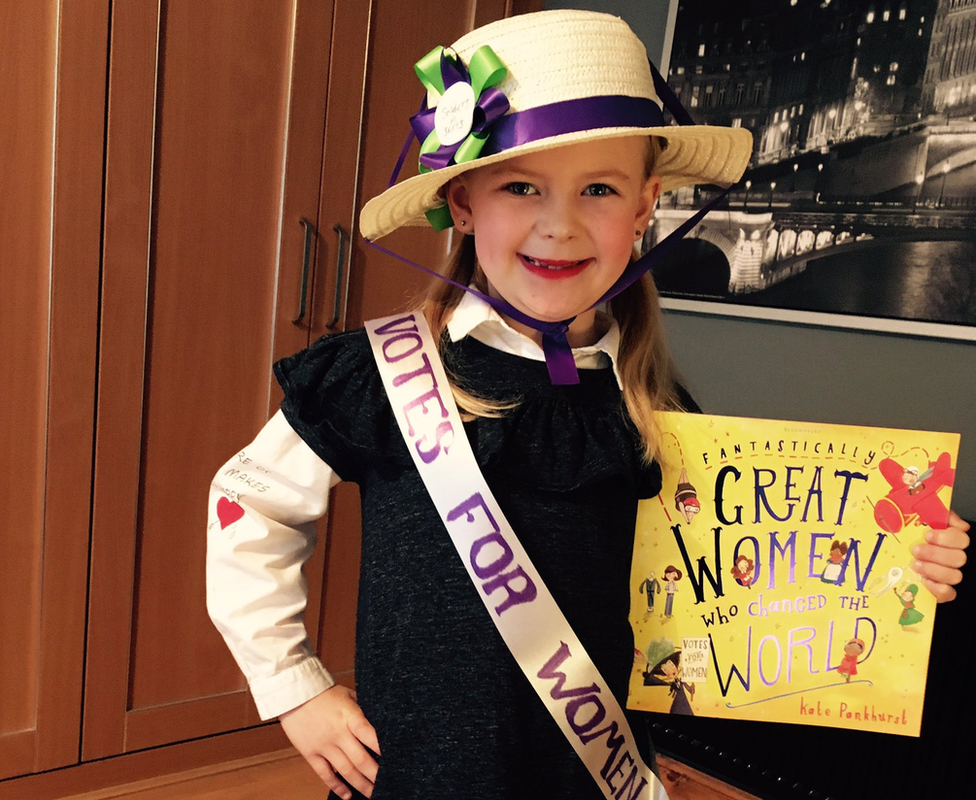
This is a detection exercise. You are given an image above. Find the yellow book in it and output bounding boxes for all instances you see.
[627,412,960,737]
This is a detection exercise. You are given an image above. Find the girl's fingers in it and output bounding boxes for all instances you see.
[340,735,380,784]
[945,509,971,533]
[921,578,957,604]
[912,541,968,570]
[350,714,382,756]
[913,510,968,604]
[912,560,963,587]
[323,746,377,798]
[308,755,355,800]
[924,525,971,554]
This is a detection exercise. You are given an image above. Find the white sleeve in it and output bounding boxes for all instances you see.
[206,409,342,720]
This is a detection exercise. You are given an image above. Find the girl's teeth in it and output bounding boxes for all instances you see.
[526,256,582,269]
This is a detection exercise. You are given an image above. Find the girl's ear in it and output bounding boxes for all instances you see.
[444,177,473,231]
[635,174,663,230]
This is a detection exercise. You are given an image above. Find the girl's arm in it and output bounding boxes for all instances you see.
[206,411,379,799]
[206,410,337,718]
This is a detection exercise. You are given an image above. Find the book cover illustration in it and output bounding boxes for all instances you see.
[627,412,960,736]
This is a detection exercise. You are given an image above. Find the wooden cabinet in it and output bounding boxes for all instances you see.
[0,0,538,792]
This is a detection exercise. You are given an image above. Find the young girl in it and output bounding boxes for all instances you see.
[206,11,970,800]
[662,565,682,619]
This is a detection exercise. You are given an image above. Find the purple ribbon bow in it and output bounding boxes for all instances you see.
[409,50,510,172]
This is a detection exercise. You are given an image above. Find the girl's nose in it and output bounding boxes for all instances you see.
[536,196,579,240]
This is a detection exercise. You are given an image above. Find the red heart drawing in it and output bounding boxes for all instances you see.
[216,496,245,529]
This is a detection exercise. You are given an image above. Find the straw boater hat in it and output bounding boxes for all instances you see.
[360,9,754,242]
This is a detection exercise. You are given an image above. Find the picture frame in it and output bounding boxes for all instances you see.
[650,0,976,341]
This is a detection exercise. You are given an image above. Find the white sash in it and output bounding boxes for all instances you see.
[366,313,668,800]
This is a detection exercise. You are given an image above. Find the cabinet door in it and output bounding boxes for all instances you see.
[81,0,336,758]
[0,0,109,779]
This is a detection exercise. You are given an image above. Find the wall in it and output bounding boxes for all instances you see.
[664,310,975,520]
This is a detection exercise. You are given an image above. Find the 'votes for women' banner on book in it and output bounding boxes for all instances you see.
[627,412,961,737]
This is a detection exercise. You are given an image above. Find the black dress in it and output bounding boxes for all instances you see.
[274,329,662,799]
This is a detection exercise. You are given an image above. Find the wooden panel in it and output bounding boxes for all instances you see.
[0,727,289,800]
[659,755,761,800]
[0,0,57,755]
[0,734,35,785]
[50,750,320,800]
[84,0,334,757]
[39,0,111,757]
[307,0,372,343]
[122,695,266,754]
[81,0,162,761]
[0,0,109,778]
[127,0,309,704]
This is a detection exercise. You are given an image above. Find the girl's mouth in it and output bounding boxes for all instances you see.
[518,253,591,278]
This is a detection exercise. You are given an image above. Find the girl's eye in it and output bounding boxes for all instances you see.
[584,183,617,197]
[504,182,537,196]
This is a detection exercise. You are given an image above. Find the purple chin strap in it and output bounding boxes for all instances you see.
[366,59,735,385]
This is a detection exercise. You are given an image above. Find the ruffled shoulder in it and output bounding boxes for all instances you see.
[274,331,663,498]
[445,338,662,499]
[273,329,403,483]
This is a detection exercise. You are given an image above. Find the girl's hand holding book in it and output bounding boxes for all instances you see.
[912,510,970,602]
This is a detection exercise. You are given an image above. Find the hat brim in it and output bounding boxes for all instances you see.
[360,124,753,241]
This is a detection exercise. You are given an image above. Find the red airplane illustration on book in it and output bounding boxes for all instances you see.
[874,452,955,534]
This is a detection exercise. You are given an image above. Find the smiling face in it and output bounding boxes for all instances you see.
[445,137,661,346]
[659,659,679,680]
[844,640,864,657]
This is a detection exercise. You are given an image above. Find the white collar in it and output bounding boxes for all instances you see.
[445,291,623,389]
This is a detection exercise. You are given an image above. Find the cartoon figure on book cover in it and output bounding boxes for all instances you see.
[895,583,925,627]
[821,540,848,585]
[837,638,865,683]
[674,468,700,525]
[874,451,955,534]
[662,565,681,618]
[730,555,755,589]
[642,639,695,716]
[639,571,661,619]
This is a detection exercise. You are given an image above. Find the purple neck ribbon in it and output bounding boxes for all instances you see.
[363,238,580,384]
[370,57,737,385]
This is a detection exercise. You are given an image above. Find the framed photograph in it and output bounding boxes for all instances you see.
[649,0,976,341]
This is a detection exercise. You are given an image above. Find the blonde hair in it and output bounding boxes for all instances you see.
[417,136,687,463]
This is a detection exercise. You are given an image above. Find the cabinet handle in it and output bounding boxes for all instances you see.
[292,217,314,324]
[327,223,348,328]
